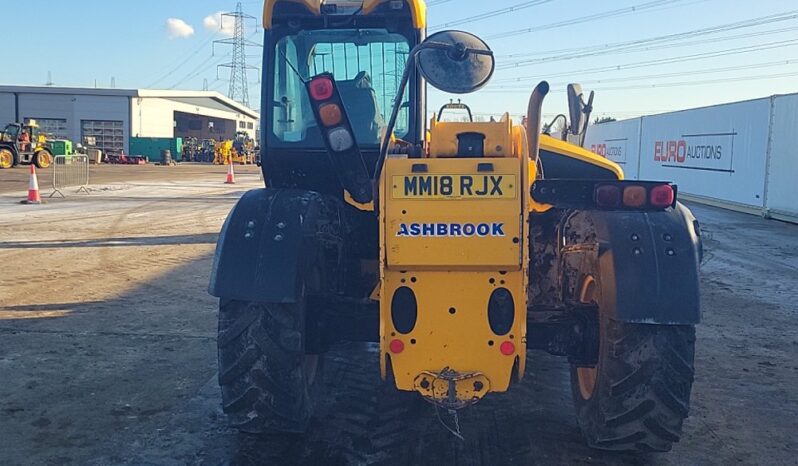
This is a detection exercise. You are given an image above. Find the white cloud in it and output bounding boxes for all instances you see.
[166,18,195,39]
[203,11,235,37]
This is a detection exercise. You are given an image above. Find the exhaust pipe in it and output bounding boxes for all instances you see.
[526,81,549,164]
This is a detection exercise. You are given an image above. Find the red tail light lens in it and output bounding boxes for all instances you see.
[309,77,334,101]
[595,184,621,208]
[623,186,647,208]
[650,184,675,208]
[500,341,516,356]
[389,339,405,354]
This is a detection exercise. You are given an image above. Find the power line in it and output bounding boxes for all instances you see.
[486,0,688,40]
[429,0,554,31]
[495,10,798,69]
[169,50,232,89]
[480,70,798,95]
[489,58,798,90]
[146,32,219,89]
[491,38,798,85]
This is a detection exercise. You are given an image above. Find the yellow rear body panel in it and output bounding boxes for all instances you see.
[380,127,532,402]
[381,270,526,394]
[385,158,522,268]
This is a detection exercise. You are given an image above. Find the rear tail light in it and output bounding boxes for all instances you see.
[623,185,647,208]
[650,184,675,208]
[595,184,621,208]
[327,127,354,152]
[532,180,677,211]
[309,77,334,101]
[319,103,343,127]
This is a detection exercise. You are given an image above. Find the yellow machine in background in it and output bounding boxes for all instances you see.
[213,133,256,165]
[0,119,53,169]
[213,140,234,165]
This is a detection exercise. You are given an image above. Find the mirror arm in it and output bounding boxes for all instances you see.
[578,90,595,147]
[374,43,425,187]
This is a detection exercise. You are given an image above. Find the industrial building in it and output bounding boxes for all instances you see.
[0,86,260,156]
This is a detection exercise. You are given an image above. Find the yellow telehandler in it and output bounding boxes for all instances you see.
[209,0,701,453]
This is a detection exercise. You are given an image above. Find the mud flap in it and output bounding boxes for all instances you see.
[209,188,338,303]
[565,203,702,324]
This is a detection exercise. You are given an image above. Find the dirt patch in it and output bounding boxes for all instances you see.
[1,180,796,466]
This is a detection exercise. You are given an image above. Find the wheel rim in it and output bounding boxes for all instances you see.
[36,152,51,168]
[576,276,598,400]
[0,150,12,168]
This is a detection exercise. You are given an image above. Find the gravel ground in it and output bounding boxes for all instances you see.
[0,166,796,465]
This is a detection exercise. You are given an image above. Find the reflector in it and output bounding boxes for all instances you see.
[650,184,675,207]
[309,77,334,101]
[595,184,621,208]
[623,185,647,208]
[500,341,515,356]
[389,339,405,354]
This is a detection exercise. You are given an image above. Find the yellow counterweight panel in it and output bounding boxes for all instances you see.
[381,271,526,394]
[380,155,529,401]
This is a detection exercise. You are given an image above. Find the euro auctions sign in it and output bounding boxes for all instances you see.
[591,142,627,164]
[652,132,736,173]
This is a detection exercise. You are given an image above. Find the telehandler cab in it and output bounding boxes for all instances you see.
[210,0,701,453]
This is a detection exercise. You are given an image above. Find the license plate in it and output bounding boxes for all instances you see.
[392,174,517,199]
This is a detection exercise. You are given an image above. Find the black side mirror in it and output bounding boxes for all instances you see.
[567,83,595,146]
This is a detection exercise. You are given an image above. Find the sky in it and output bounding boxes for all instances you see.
[4,0,798,122]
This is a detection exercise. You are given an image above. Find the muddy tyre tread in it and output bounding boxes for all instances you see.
[217,299,315,434]
[573,321,695,452]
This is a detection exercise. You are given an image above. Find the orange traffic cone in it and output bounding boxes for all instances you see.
[225,163,236,184]
[24,165,42,204]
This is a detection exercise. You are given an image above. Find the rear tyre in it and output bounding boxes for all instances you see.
[0,149,13,169]
[34,150,52,169]
[571,277,696,452]
[217,289,322,434]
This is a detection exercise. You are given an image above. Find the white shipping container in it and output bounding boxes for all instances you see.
[584,118,642,180]
[638,98,771,209]
[765,94,798,221]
